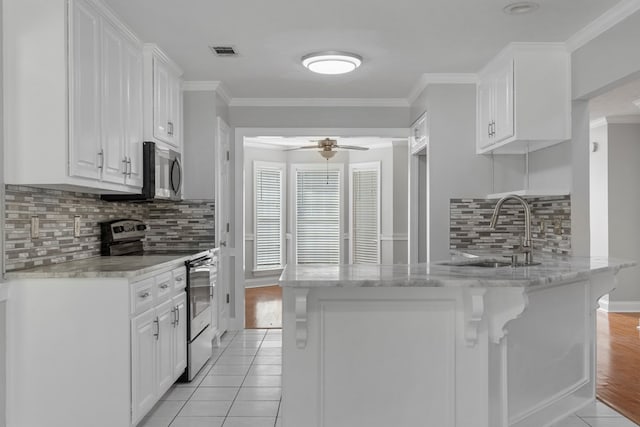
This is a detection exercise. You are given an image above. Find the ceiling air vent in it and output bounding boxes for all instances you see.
[210,46,238,57]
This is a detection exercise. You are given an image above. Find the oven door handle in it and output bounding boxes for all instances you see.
[190,266,213,274]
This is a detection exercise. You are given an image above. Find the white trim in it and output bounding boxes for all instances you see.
[380,234,409,241]
[182,81,232,104]
[599,300,640,312]
[229,98,409,108]
[407,73,478,105]
[143,43,183,76]
[589,115,640,128]
[565,0,640,52]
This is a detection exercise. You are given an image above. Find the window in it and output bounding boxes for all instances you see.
[254,161,285,271]
[294,165,342,264]
[350,162,380,264]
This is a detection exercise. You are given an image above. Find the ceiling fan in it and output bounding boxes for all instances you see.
[285,138,368,159]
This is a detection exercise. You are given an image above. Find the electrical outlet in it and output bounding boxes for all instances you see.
[74,216,81,237]
[31,216,39,239]
[538,220,545,235]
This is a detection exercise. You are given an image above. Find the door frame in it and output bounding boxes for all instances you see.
[231,127,408,331]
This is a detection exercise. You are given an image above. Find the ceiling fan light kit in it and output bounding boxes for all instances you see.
[285,138,369,160]
[301,52,363,75]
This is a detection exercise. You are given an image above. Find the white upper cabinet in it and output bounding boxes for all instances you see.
[4,0,144,193]
[144,45,184,150]
[410,112,428,155]
[476,43,571,154]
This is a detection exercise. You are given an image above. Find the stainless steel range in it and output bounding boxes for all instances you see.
[101,219,216,381]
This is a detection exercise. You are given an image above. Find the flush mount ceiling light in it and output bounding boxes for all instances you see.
[301,52,362,75]
[503,1,540,15]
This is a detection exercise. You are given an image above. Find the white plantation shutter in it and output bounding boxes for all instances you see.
[350,164,380,264]
[295,168,341,264]
[254,163,284,270]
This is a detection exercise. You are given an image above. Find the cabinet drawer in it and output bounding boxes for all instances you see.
[131,277,155,315]
[156,272,174,303]
[172,267,186,291]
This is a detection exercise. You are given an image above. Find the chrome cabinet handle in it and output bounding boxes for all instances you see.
[171,307,176,326]
[175,305,179,326]
[122,158,128,175]
[139,291,150,299]
[175,277,183,282]
[97,149,104,169]
[488,122,491,137]
[127,157,132,177]
[160,283,169,289]
[168,122,174,136]
[153,318,159,340]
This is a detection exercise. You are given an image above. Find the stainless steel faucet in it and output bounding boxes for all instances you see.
[489,194,533,265]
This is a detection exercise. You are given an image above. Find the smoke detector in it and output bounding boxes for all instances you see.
[503,1,539,15]
[210,46,239,57]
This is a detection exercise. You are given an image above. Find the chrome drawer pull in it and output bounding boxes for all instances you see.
[139,291,150,299]
[160,283,170,289]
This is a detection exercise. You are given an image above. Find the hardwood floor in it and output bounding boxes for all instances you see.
[245,285,282,329]
[597,310,640,424]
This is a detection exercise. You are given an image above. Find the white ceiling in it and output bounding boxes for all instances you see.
[104,0,622,99]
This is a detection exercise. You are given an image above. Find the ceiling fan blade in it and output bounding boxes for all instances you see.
[283,145,320,151]
[334,145,369,151]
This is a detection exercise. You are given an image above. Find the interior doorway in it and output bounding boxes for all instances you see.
[588,77,640,423]
[245,285,282,329]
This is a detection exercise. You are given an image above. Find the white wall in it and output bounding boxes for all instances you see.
[183,90,229,200]
[410,84,493,262]
[589,124,608,257]
[230,106,409,129]
[606,123,640,304]
[572,10,640,100]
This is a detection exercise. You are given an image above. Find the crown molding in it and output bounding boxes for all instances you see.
[566,0,640,52]
[228,98,409,107]
[182,81,232,105]
[590,115,640,128]
[407,73,477,105]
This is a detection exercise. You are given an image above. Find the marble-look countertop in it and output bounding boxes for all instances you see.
[279,254,635,289]
[4,253,201,279]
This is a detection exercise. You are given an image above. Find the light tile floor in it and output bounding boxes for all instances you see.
[139,329,639,427]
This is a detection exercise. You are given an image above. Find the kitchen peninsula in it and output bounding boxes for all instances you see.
[279,256,632,427]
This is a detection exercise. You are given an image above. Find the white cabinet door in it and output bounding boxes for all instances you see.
[477,78,494,150]
[156,299,175,396]
[173,293,187,378]
[493,60,514,144]
[131,308,157,425]
[153,57,171,143]
[123,41,144,188]
[69,0,102,180]
[100,19,126,184]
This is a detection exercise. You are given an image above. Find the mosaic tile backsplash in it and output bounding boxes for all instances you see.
[450,195,571,255]
[5,185,215,271]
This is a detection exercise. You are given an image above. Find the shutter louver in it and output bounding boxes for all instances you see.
[296,169,341,264]
[352,168,379,264]
[255,166,283,270]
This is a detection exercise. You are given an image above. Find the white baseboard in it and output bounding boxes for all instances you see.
[598,299,640,312]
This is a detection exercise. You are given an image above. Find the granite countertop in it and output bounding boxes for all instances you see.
[4,253,201,279]
[279,254,635,289]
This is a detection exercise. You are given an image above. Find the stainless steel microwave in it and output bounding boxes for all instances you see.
[102,141,182,202]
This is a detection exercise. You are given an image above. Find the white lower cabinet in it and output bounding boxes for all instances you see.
[131,279,187,425]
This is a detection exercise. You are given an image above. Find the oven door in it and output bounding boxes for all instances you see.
[189,264,213,341]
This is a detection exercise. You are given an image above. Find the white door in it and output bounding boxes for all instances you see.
[153,57,170,143]
[123,41,144,188]
[493,60,515,144]
[216,117,231,334]
[131,309,157,425]
[69,0,102,180]
[156,299,174,396]
[100,19,125,184]
[173,293,187,378]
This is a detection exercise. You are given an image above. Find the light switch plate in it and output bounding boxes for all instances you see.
[74,216,81,237]
[31,216,39,239]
